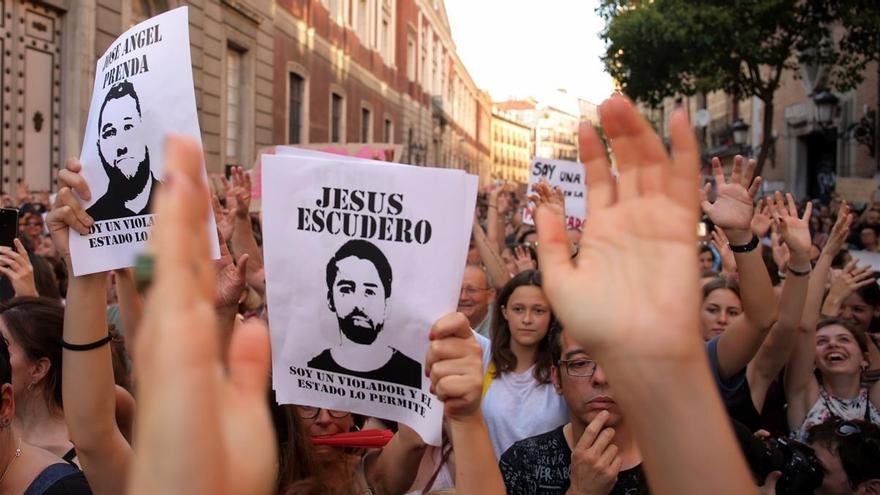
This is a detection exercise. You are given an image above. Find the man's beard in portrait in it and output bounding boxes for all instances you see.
[98,146,152,202]
[337,308,384,345]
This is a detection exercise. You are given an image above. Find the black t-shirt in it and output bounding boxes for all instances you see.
[307,346,422,388]
[499,426,649,495]
[24,463,92,495]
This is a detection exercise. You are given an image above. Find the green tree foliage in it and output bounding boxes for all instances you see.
[599,0,880,175]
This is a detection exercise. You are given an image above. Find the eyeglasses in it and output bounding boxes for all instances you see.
[558,358,597,378]
[296,406,350,420]
[460,286,491,297]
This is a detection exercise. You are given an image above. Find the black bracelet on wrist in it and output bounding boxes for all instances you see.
[728,235,759,253]
[62,333,112,351]
[787,264,812,277]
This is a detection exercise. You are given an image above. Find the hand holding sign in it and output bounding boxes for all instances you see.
[48,158,95,261]
[425,313,484,421]
[129,136,276,495]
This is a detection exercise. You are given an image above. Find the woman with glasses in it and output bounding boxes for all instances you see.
[482,269,568,458]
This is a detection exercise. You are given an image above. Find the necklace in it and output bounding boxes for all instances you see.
[0,437,22,485]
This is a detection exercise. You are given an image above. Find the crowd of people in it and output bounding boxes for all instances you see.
[0,95,878,495]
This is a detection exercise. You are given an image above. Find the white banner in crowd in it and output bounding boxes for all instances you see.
[522,157,588,231]
[69,7,218,275]
[263,151,477,445]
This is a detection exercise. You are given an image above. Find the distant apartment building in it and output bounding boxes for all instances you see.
[490,109,531,183]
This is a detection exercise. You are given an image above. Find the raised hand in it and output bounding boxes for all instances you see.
[224,166,253,219]
[513,245,536,273]
[212,195,235,243]
[701,156,762,242]
[769,222,790,272]
[751,198,772,238]
[129,137,275,495]
[822,201,853,256]
[709,226,737,277]
[15,181,31,205]
[533,95,701,359]
[214,229,249,309]
[47,158,94,261]
[828,260,876,302]
[0,239,36,296]
[769,191,812,265]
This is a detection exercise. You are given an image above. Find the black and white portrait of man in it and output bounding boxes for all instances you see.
[308,239,422,388]
[88,80,160,221]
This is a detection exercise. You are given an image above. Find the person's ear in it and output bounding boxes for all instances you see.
[500,305,508,321]
[30,357,51,385]
[550,364,563,395]
[327,290,335,313]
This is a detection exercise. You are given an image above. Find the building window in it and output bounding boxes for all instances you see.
[331,93,344,143]
[361,106,372,143]
[384,118,393,143]
[380,19,389,59]
[225,47,244,165]
[288,73,304,144]
[356,0,369,42]
[406,36,416,81]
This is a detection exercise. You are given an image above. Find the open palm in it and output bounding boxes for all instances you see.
[701,156,760,232]
[534,97,701,359]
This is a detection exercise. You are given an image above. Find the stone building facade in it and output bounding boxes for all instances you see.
[490,109,531,183]
[3,0,490,194]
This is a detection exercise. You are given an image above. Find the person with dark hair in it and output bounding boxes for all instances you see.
[482,269,568,458]
[499,325,648,494]
[0,297,75,462]
[0,329,92,493]
[87,80,159,221]
[806,419,880,494]
[307,239,421,388]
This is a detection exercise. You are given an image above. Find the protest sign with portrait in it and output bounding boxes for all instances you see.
[69,7,218,275]
[522,157,588,231]
[263,152,476,445]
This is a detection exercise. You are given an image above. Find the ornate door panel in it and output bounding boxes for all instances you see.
[0,0,62,193]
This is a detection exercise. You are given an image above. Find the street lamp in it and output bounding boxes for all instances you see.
[814,91,839,126]
[731,118,749,146]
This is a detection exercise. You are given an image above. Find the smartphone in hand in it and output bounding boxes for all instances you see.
[0,208,18,248]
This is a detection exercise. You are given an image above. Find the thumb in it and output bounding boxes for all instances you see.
[237,254,249,281]
[760,471,782,495]
[228,319,271,400]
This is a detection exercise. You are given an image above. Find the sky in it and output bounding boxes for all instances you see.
[443,0,615,105]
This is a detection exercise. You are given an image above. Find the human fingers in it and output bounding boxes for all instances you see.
[0,253,19,271]
[432,374,482,412]
[51,190,92,235]
[801,201,813,223]
[428,356,481,389]
[714,226,728,243]
[748,176,763,198]
[596,443,620,469]
[236,254,250,286]
[428,312,472,342]
[711,156,725,186]
[13,238,28,260]
[741,157,757,189]
[784,193,798,217]
[585,427,616,457]
[60,158,92,201]
[730,155,743,185]
[0,265,14,279]
[853,276,877,290]
[668,109,700,212]
[843,258,858,274]
[575,410,610,451]
[228,318,271,402]
[534,179,574,278]
[426,336,481,369]
[700,183,713,214]
[599,95,668,198]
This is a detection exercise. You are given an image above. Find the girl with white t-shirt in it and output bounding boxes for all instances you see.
[482,269,569,458]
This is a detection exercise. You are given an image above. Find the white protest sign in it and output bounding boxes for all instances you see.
[69,7,218,275]
[522,158,587,231]
[273,146,478,248]
[849,250,880,273]
[263,154,476,445]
